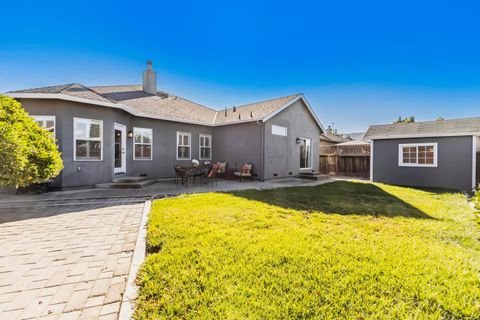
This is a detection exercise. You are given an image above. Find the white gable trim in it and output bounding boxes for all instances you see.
[262,94,325,133]
[368,132,480,140]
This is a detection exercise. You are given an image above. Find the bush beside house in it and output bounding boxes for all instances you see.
[0,95,63,188]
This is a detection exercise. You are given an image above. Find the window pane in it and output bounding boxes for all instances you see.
[89,141,101,159]
[76,140,87,158]
[143,132,151,144]
[200,136,204,146]
[134,131,142,143]
[183,135,189,145]
[143,145,151,159]
[75,122,88,139]
[135,145,142,158]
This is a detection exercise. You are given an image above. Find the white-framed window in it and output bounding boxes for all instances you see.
[272,124,287,136]
[398,143,438,167]
[133,127,153,160]
[32,115,55,138]
[74,117,103,161]
[299,138,312,169]
[177,131,191,160]
[199,134,212,160]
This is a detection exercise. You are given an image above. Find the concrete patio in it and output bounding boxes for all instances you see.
[0,177,343,203]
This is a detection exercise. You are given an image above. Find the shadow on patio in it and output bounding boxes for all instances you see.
[230,180,435,219]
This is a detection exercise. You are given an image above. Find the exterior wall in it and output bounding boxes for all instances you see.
[20,98,213,188]
[212,122,264,179]
[19,97,321,187]
[264,100,321,179]
[372,136,474,191]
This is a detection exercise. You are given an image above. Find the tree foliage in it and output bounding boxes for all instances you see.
[394,116,415,124]
[0,95,63,187]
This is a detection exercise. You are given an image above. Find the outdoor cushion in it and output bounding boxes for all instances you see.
[217,162,227,173]
[208,163,220,177]
[234,172,252,177]
[241,164,252,174]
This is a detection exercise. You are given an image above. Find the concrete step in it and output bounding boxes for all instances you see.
[95,179,157,189]
[297,172,330,180]
[112,176,148,183]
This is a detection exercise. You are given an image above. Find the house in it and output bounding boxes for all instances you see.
[5,62,324,189]
[365,117,480,191]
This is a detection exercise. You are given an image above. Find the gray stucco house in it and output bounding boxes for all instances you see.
[5,62,324,189]
[365,118,480,191]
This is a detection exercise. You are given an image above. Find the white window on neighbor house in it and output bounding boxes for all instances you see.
[133,127,153,160]
[398,143,438,167]
[272,124,287,136]
[74,118,103,161]
[33,115,55,138]
[199,134,212,160]
[177,131,191,160]
[299,138,312,169]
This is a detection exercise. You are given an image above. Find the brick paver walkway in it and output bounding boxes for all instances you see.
[0,198,146,320]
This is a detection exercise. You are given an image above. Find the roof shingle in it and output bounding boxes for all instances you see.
[9,84,302,126]
[365,117,480,139]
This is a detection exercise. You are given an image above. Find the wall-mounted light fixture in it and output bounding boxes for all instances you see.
[296,138,301,144]
[127,131,133,138]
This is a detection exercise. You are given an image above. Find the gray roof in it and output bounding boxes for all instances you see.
[319,132,349,143]
[365,117,480,139]
[9,84,303,126]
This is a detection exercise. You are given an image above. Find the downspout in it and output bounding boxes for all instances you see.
[257,120,265,181]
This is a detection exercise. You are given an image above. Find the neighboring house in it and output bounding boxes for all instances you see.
[319,131,348,147]
[5,62,324,189]
[365,118,480,191]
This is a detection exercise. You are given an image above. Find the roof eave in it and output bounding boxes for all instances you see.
[5,92,215,126]
[366,132,480,140]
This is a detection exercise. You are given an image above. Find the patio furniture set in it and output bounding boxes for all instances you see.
[174,161,254,188]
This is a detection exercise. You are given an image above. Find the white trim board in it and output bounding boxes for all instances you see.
[368,133,480,140]
[473,136,477,190]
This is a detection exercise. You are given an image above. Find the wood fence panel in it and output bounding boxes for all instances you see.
[319,155,370,177]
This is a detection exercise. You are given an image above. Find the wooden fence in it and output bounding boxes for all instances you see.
[320,155,370,177]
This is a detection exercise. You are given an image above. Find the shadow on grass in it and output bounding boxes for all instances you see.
[230,180,435,219]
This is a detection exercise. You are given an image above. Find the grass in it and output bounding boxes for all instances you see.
[135,181,480,319]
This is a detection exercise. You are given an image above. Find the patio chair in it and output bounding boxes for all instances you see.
[206,163,220,186]
[215,162,227,178]
[174,166,190,187]
[234,163,253,182]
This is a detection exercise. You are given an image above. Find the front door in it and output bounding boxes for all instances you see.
[114,123,126,174]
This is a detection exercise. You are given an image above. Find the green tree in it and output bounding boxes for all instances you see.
[0,95,63,188]
[394,116,415,124]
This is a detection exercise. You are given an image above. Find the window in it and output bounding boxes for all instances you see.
[199,134,212,160]
[272,124,287,136]
[398,143,437,167]
[74,118,103,161]
[177,132,191,160]
[299,138,311,169]
[133,127,153,160]
[33,115,55,138]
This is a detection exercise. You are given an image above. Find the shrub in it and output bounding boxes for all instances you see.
[0,95,63,187]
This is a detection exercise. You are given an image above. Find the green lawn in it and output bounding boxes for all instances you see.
[135,181,480,319]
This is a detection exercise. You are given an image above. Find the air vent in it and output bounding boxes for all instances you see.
[273,173,278,177]
[289,172,292,175]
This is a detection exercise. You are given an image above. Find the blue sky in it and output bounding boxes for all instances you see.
[1,0,479,132]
